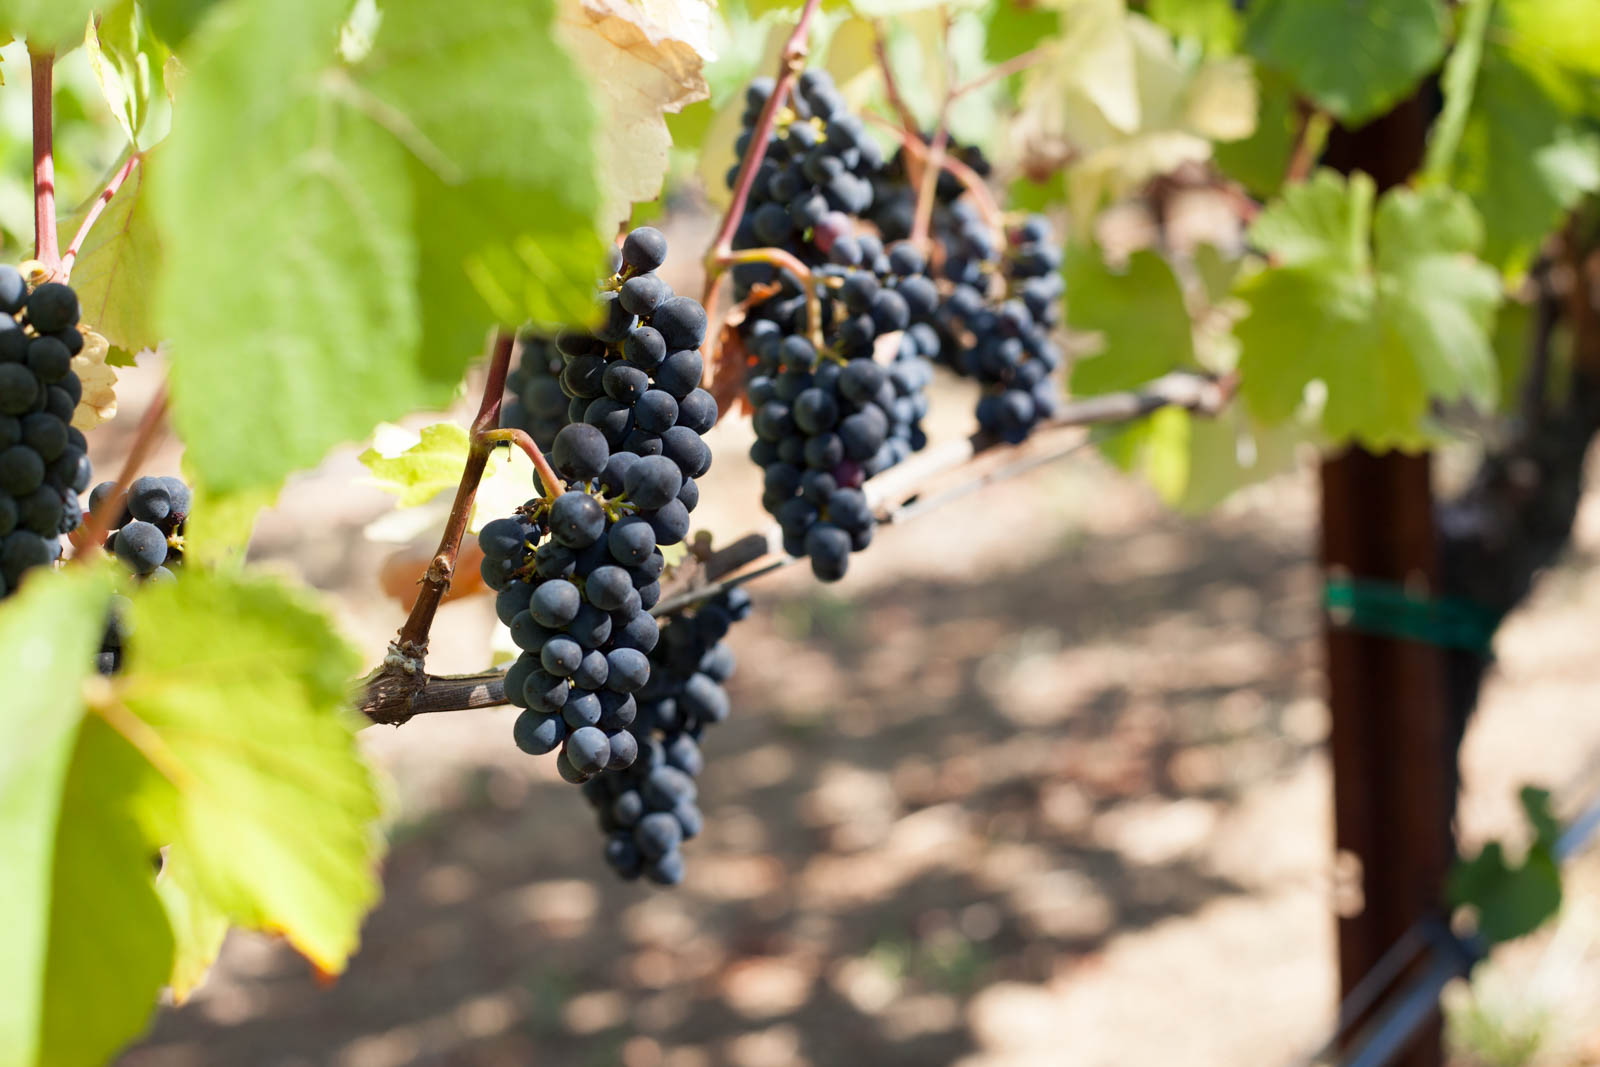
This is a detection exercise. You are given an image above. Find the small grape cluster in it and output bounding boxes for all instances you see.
[90,474,193,675]
[580,587,750,886]
[0,269,92,600]
[728,68,882,290]
[935,212,1065,443]
[480,227,717,784]
[742,241,939,580]
[90,475,192,580]
[500,333,570,451]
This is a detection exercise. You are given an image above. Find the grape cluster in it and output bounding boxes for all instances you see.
[579,587,750,885]
[90,474,193,674]
[934,211,1065,443]
[728,69,882,290]
[500,333,570,451]
[0,268,92,600]
[479,227,717,784]
[741,241,939,581]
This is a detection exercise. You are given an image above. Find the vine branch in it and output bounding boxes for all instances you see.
[60,153,141,279]
[700,0,824,362]
[380,330,517,675]
[357,371,1236,723]
[30,49,58,273]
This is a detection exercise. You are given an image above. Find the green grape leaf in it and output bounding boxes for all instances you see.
[1234,171,1501,448]
[1449,43,1600,276]
[118,569,382,973]
[1499,0,1600,76]
[151,0,604,495]
[1449,786,1566,945]
[180,477,282,567]
[1246,0,1448,126]
[1147,0,1241,54]
[1065,243,1196,394]
[84,0,174,150]
[0,567,173,1067]
[1520,786,1562,851]
[2,0,99,48]
[1212,66,1301,198]
[154,845,230,1003]
[1449,842,1561,943]
[143,0,224,45]
[359,422,474,509]
[1372,184,1502,408]
[105,344,142,368]
[983,0,1059,64]
[66,158,163,355]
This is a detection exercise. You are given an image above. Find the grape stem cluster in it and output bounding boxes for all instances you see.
[357,369,1236,724]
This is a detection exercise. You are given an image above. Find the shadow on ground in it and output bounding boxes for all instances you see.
[122,506,1328,1067]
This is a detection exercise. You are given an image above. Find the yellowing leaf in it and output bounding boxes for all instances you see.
[118,570,383,974]
[70,328,121,431]
[155,846,229,1003]
[556,0,715,227]
[359,422,474,508]
[67,159,163,356]
[1012,7,1256,223]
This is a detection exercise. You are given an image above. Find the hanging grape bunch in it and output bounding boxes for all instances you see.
[727,68,882,295]
[580,587,751,885]
[933,209,1065,443]
[479,227,718,784]
[743,242,940,580]
[0,266,92,600]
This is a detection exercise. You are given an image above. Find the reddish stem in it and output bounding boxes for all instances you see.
[872,23,921,138]
[479,428,561,501]
[705,0,822,263]
[391,330,517,658]
[879,115,1004,240]
[71,384,169,560]
[30,50,58,273]
[700,0,824,337]
[950,46,1048,99]
[61,153,141,279]
[910,125,950,249]
[1284,103,1323,186]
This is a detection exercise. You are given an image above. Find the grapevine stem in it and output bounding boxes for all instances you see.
[910,125,951,250]
[909,12,956,251]
[701,0,824,360]
[1283,103,1329,186]
[389,329,517,661]
[355,370,1239,722]
[60,153,141,279]
[876,113,1005,241]
[871,22,921,138]
[71,384,170,560]
[479,427,561,502]
[30,49,59,273]
[711,246,824,349]
[949,46,1048,100]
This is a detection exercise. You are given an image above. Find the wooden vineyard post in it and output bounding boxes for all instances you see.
[1320,101,1453,1067]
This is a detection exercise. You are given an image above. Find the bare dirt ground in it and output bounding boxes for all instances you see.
[105,349,1600,1066]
